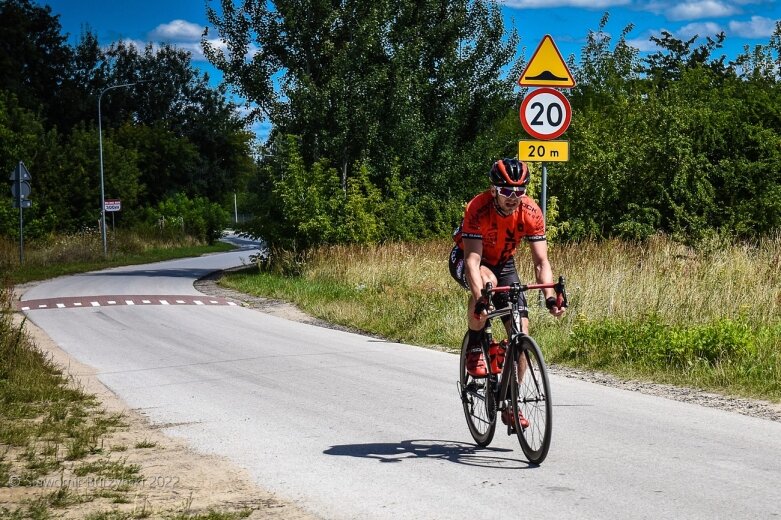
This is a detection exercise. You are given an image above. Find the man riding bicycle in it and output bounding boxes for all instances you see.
[449,158,565,430]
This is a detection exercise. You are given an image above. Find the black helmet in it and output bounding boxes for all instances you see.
[489,158,529,187]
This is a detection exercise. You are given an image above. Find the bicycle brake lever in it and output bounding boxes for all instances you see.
[555,276,568,309]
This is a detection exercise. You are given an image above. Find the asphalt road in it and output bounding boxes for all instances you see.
[19,237,781,519]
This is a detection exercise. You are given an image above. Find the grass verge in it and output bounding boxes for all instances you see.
[1,227,271,518]
[2,229,234,285]
[0,281,261,518]
[219,235,781,402]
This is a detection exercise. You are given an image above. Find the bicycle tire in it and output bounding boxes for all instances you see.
[459,332,496,446]
[510,336,552,464]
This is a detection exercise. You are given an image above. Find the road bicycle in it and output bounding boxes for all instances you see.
[457,277,567,465]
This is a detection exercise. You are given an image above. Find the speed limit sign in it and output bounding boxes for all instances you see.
[519,87,572,140]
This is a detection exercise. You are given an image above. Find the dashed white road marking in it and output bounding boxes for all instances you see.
[16,295,238,312]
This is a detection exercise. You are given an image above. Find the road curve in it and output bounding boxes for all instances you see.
[18,237,781,519]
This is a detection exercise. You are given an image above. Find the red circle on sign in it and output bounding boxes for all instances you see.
[519,87,572,140]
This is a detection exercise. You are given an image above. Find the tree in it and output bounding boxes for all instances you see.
[86,40,254,204]
[204,0,520,246]
[0,0,72,124]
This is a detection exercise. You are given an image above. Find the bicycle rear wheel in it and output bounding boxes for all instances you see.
[459,332,496,447]
[510,336,552,464]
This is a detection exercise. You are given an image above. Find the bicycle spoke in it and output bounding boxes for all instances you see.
[460,333,496,447]
[511,337,552,464]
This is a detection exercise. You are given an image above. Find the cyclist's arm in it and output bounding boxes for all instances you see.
[463,238,485,301]
[529,239,556,301]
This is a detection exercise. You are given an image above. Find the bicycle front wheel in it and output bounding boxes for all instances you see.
[459,332,496,447]
[510,336,552,464]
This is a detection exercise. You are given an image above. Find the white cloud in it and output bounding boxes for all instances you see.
[623,22,724,52]
[729,15,778,38]
[149,19,204,42]
[626,35,660,51]
[500,0,630,8]
[666,1,738,21]
[636,0,744,21]
[175,42,207,61]
[676,21,725,39]
[117,38,151,52]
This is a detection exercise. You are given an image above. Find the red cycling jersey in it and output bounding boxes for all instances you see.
[452,190,546,267]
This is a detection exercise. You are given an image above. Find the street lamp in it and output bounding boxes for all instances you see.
[98,82,142,256]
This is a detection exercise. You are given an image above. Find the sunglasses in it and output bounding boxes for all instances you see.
[496,187,526,199]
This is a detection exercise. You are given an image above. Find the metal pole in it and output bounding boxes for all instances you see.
[234,193,238,224]
[19,203,23,264]
[17,163,23,264]
[539,161,548,308]
[98,82,142,256]
[541,161,548,219]
[98,91,107,256]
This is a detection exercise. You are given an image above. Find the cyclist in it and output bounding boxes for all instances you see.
[449,158,565,430]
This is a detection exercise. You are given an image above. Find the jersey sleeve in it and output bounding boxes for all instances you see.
[460,198,483,241]
[524,198,546,242]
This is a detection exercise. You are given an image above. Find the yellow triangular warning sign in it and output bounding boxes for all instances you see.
[518,35,576,88]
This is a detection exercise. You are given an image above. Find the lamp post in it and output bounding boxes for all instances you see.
[98,82,140,256]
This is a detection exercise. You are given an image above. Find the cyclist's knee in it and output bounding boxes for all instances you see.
[479,266,498,287]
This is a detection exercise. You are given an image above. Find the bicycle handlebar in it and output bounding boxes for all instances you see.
[480,276,568,311]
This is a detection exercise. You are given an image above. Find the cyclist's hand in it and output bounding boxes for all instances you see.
[545,296,566,318]
[473,297,492,319]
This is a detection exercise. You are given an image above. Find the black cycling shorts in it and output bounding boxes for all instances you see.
[448,244,528,317]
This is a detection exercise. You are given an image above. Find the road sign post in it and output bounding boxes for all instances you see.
[517,35,576,222]
[9,161,32,264]
[104,199,121,231]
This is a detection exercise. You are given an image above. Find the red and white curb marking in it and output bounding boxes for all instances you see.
[15,295,239,311]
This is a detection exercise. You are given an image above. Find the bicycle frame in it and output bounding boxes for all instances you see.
[459,276,565,462]
[480,278,567,414]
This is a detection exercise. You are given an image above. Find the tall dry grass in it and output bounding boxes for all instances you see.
[279,233,781,330]
[1,227,205,268]
[2,227,220,285]
[546,233,781,326]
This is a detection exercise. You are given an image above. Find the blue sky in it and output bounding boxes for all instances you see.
[45,0,781,141]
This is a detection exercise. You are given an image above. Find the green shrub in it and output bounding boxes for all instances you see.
[563,315,771,373]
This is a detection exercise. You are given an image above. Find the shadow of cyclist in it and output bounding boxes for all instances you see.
[323,439,535,469]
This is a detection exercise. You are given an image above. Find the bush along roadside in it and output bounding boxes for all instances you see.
[555,315,781,399]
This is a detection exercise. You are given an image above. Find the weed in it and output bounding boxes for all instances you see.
[93,489,132,504]
[168,509,253,520]
[74,457,142,482]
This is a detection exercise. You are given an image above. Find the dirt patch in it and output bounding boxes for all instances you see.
[4,284,316,520]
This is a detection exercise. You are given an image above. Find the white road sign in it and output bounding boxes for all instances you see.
[520,87,572,140]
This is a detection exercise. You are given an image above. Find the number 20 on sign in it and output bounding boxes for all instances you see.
[519,140,569,162]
